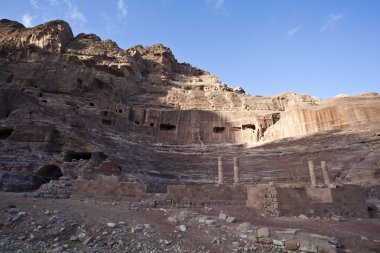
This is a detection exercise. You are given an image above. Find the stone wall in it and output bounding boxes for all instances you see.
[167,184,247,207]
[71,181,248,207]
[71,180,147,200]
[247,185,368,217]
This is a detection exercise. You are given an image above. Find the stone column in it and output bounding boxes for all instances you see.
[321,161,331,187]
[218,156,224,185]
[233,157,240,185]
[308,160,317,188]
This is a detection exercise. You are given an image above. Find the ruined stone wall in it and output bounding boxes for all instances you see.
[247,185,368,217]
[71,181,247,206]
[70,180,147,200]
[330,185,368,217]
[167,184,247,207]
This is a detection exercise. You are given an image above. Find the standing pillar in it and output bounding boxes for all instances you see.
[321,161,331,187]
[233,157,240,185]
[218,156,224,185]
[308,160,317,188]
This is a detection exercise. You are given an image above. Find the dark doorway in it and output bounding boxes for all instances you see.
[242,124,256,130]
[33,165,63,189]
[0,128,14,139]
[160,123,176,131]
[213,127,225,133]
[63,151,92,162]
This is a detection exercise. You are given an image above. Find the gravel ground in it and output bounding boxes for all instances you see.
[1,192,380,253]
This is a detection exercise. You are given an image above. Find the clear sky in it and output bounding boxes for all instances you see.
[2,0,380,98]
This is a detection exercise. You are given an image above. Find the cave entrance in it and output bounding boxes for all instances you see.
[160,123,176,131]
[0,128,14,139]
[213,127,225,133]
[63,151,92,162]
[102,119,112,125]
[33,165,63,189]
[242,124,256,130]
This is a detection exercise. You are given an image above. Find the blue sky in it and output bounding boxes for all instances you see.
[2,0,380,98]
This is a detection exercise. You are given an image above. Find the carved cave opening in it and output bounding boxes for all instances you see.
[5,74,14,83]
[93,78,105,88]
[33,165,63,189]
[272,113,281,124]
[242,124,256,130]
[63,151,92,162]
[0,128,14,139]
[102,119,112,125]
[160,123,176,131]
[213,127,225,133]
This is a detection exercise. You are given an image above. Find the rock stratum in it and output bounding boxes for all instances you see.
[0,19,380,194]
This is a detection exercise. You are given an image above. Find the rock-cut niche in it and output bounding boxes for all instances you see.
[0,127,14,139]
[32,165,63,189]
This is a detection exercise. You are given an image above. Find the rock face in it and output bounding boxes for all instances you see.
[0,19,73,53]
[0,19,379,192]
[264,95,380,141]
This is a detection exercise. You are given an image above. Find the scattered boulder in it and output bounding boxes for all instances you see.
[83,236,93,246]
[77,232,86,242]
[132,224,144,233]
[257,237,272,244]
[18,211,27,218]
[205,219,218,226]
[219,213,227,220]
[298,214,309,220]
[179,225,187,232]
[237,222,253,233]
[299,241,318,253]
[226,216,236,223]
[247,234,258,243]
[106,222,116,228]
[8,207,20,214]
[257,227,269,238]
[331,214,345,222]
[167,216,179,224]
[285,240,299,250]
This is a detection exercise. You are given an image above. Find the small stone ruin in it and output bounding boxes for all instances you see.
[70,157,369,218]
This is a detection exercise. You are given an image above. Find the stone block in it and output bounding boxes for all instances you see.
[219,213,227,220]
[257,237,272,244]
[247,235,257,243]
[299,241,318,253]
[257,227,270,238]
[226,216,236,223]
[285,240,298,251]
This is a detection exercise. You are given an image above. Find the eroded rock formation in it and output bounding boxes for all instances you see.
[0,19,379,194]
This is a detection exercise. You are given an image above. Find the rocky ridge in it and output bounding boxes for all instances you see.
[0,19,379,192]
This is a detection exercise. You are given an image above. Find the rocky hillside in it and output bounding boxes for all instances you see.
[0,19,379,193]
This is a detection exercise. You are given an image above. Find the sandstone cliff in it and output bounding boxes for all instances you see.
[0,19,379,193]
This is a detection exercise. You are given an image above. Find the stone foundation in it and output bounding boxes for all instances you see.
[247,184,368,217]
[70,180,368,217]
[71,180,147,200]
[167,184,247,207]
